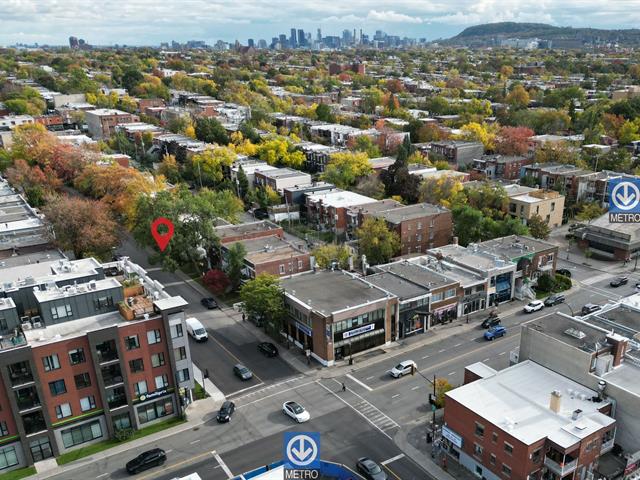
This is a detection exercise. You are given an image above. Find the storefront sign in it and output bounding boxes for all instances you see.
[138,388,168,403]
[342,323,375,339]
[295,321,313,337]
[442,425,463,448]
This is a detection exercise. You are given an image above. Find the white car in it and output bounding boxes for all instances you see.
[388,360,417,378]
[523,300,544,313]
[282,401,310,423]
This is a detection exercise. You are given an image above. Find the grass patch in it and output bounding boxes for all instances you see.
[56,416,186,466]
[282,221,334,243]
[0,467,36,480]
[194,381,209,400]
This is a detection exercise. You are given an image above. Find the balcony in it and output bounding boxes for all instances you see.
[15,387,41,412]
[601,438,615,454]
[96,340,119,364]
[101,364,123,387]
[8,362,34,387]
[107,387,127,409]
[22,411,47,435]
[544,456,578,476]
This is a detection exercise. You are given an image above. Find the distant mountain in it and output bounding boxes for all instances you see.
[443,22,640,48]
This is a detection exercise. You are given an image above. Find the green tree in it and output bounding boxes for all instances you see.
[195,117,230,145]
[226,242,247,291]
[528,214,551,240]
[236,165,250,200]
[256,137,305,169]
[356,217,400,266]
[315,103,335,122]
[576,202,605,223]
[352,135,381,158]
[189,147,236,187]
[240,274,285,335]
[322,152,372,189]
[380,137,420,203]
[311,244,351,270]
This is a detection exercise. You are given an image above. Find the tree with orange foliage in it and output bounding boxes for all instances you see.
[5,159,62,206]
[495,126,534,156]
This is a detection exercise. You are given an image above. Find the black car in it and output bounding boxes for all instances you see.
[356,457,388,480]
[610,276,629,287]
[544,294,566,306]
[216,401,235,423]
[126,448,166,474]
[201,297,218,309]
[481,316,501,329]
[556,269,572,278]
[257,342,278,357]
[233,364,253,380]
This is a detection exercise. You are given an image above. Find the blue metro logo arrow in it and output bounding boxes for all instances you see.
[284,432,320,468]
[611,181,640,212]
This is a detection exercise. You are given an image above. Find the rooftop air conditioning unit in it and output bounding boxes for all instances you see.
[21,322,31,330]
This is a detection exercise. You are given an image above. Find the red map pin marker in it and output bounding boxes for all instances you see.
[151,217,174,252]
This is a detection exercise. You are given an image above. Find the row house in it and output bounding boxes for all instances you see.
[215,220,283,245]
[444,361,616,480]
[295,141,344,173]
[428,141,485,169]
[230,159,278,187]
[506,187,565,229]
[254,168,312,194]
[309,123,378,147]
[521,163,596,204]
[0,257,193,471]
[306,190,377,235]
[85,109,140,140]
[471,154,533,181]
[151,133,207,162]
[347,200,453,255]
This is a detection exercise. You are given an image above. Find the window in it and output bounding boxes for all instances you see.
[170,324,183,339]
[531,447,542,463]
[80,396,96,412]
[68,348,85,365]
[74,372,91,389]
[112,413,131,431]
[129,359,144,373]
[417,222,422,230]
[177,368,190,383]
[298,260,303,269]
[504,442,513,455]
[134,380,147,396]
[0,422,8,437]
[475,422,485,437]
[432,292,443,302]
[445,288,456,299]
[147,329,161,345]
[137,398,174,425]
[155,374,169,390]
[502,464,511,477]
[492,432,498,443]
[279,264,285,274]
[473,443,483,457]
[174,346,187,361]
[61,421,103,448]
[490,454,496,465]
[551,202,555,211]
[124,335,140,350]
[0,446,19,470]
[51,304,72,320]
[42,354,60,372]
[55,403,72,419]
[49,379,66,396]
[416,234,422,242]
[151,353,165,368]
[93,296,113,310]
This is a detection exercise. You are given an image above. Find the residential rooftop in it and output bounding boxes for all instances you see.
[215,220,281,243]
[306,190,377,209]
[477,235,557,260]
[447,360,614,448]
[365,271,430,301]
[282,270,392,317]
[373,203,449,224]
[428,244,515,272]
[377,260,457,291]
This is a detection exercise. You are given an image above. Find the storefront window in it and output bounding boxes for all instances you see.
[61,421,102,448]
[112,413,131,431]
[0,446,18,470]
[137,397,174,425]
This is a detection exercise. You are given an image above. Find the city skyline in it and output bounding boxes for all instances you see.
[3,0,640,47]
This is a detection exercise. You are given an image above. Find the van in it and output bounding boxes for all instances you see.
[185,317,208,342]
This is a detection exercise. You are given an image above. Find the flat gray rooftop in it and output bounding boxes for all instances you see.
[374,203,448,224]
[366,272,429,301]
[216,221,281,242]
[282,270,390,316]
[478,235,557,258]
[377,261,456,290]
[525,313,609,353]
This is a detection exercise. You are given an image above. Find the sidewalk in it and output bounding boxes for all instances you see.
[32,396,222,479]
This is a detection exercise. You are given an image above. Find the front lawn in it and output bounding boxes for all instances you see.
[0,467,36,480]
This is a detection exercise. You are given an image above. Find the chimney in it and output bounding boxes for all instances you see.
[452,236,458,245]
[549,390,562,414]
[606,334,628,367]
[572,409,582,420]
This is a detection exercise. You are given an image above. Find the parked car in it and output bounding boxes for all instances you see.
[126,448,166,474]
[185,317,208,342]
[257,342,278,357]
[233,364,253,381]
[635,282,640,293]
[523,300,545,313]
[388,360,416,378]
[581,304,601,315]
[216,401,235,423]
[481,316,501,329]
[556,269,572,278]
[282,401,310,423]
[544,294,566,306]
[201,297,218,309]
[356,457,388,480]
[610,276,629,287]
[484,326,507,341]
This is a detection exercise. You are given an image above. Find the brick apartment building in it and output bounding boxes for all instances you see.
[85,109,140,140]
[328,62,366,76]
[347,200,453,255]
[215,220,284,245]
[471,154,533,180]
[507,188,565,229]
[254,168,312,194]
[0,257,193,471]
[443,360,616,480]
[306,189,377,235]
[429,141,485,168]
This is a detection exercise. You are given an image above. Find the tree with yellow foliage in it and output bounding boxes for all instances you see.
[458,122,497,151]
[189,147,236,187]
[256,137,305,169]
[419,177,467,209]
[322,152,372,189]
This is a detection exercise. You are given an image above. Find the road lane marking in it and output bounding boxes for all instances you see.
[383,464,402,480]
[165,449,173,453]
[96,474,108,479]
[346,373,373,392]
[206,333,264,384]
[190,439,200,444]
[483,358,490,362]
[411,385,421,390]
[137,451,214,480]
[392,394,400,398]
[448,372,456,376]
[366,375,375,380]
[226,382,265,397]
[438,349,446,353]
[236,381,316,407]
[422,355,429,359]
[381,454,405,465]
[499,351,506,356]
[316,380,393,440]
[213,451,234,479]
[454,343,462,347]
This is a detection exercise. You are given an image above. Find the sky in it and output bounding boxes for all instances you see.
[2,0,640,46]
